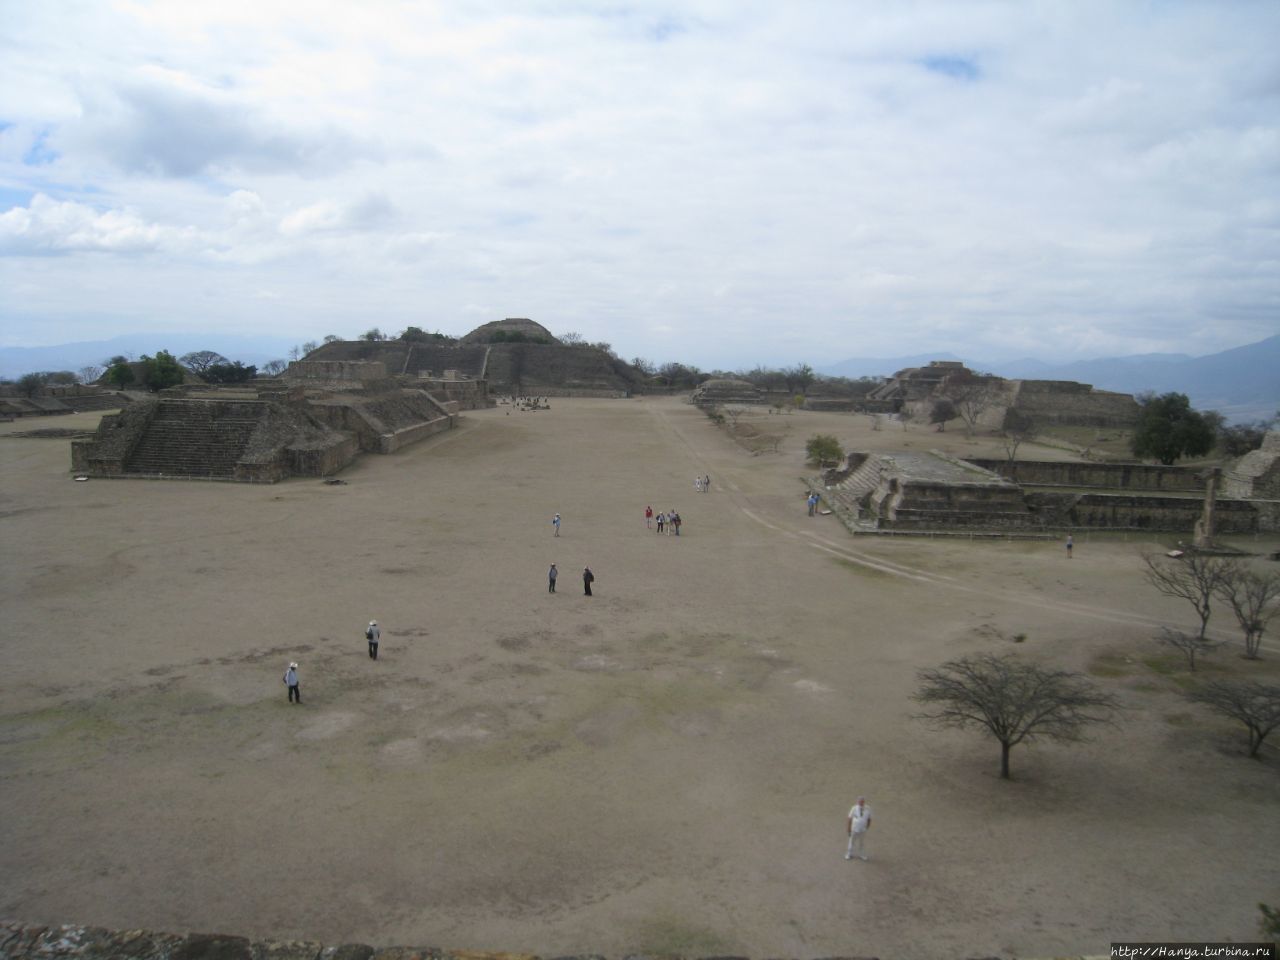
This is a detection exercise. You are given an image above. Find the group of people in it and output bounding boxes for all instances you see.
[547,562,594,595]
[281,616,385,703]
[693,474,711,493]
[645,505,683,535]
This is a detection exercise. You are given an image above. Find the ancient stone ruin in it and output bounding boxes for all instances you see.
[309,319,643,397]
[863,360,1140,430]
[689,378,767,406]
[71,360,459,482]
[816,450,1280,535]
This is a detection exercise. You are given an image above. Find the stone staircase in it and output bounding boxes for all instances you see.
[814,453,886,529]
[125,400,263,477]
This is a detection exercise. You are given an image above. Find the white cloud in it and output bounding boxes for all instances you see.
[0,194,189,255]
[0,2,1276,364]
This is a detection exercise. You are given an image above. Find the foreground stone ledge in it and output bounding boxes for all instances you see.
[0,920,1112,960]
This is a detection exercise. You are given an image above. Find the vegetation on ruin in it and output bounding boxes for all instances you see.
[202,361,258,384]
[805,433,844,468]
[913,652,1120,780]
[1131,391,1215,464]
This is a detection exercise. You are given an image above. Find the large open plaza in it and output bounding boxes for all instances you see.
[2,397,1277,957]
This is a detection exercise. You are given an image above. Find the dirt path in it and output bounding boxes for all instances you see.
[0,399,1276,958]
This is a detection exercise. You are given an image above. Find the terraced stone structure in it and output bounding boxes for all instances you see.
[307,319,643,397]
[864,361,1139,430]
[817,450,1280,534]
[689,378,766,406]
[70,361,456,482]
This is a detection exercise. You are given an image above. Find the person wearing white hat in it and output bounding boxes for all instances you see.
[283,662,301,704]
[365,620,381,660]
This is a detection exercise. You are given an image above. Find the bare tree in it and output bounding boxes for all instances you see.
[1001,409,1035,471]
[1186,679,1280,758]
[1141,553,1232,639]
[560,331,585,345]
[78,364,104,384]
[945,372,1000,436]
[1214,566,1280,659]
[913,653,1120,779]
[179,350,228,374]
[261,359,288,376]
[1155,626,1224,671]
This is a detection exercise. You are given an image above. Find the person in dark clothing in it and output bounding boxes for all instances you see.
[548,562,558,593]
[583,566,595,596]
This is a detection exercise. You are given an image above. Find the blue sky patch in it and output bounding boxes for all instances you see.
[921,56,980,81]
[23,130,59,166]
[0,186,35,210]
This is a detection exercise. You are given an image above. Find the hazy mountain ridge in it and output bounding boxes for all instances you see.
[0,334,300,379]
[822,336,1279,423]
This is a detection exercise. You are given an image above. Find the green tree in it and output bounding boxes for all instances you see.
[1131,392,1215,464]
[204,361,258,384]
[138,350,184,391]
[805,434,844,467]
[359,328,387,342]
[930,397,957,431]
[105,362,135,389]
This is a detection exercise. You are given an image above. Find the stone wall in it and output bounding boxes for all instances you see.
[964,459,1205,492]
[1007,380,1140,428]
[1024,491,1274,533]
[287,360,389,383]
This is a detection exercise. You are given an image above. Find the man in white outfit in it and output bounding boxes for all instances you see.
[845,797,871,860]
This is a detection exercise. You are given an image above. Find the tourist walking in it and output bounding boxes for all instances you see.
[366,620,380,660]
[645,505,653,528]
[656,512,665,535]
[283,662,301,704]
[552,513,561,537]
[807,492,819,516]
[583,566,595,596]
[845,797,872,860]
[703,474,710,492]
[694,476,702,493]
[672,511,682,536]
[548,562,558,593]
[1066,534,1073,558]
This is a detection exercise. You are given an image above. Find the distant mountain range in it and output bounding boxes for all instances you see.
[820,335,1280,423]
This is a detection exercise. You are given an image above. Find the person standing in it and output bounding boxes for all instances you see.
[845,797,872,860]
[283,662,301,704]
[704,474,710,493]
[656,512,665,535]
[583,566,595,596]
[1066,534,1074,559]
[808,492,819,516]
[645,505,653,529]
[552,513,561,537]
[548,562,558,593]
[694,476,702,493]
[672,511,681,536]
[366,620,380,660]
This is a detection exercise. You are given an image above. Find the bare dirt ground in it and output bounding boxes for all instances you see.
[1,398,1277,958]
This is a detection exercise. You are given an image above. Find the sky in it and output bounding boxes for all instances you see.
[1,1,1278,371]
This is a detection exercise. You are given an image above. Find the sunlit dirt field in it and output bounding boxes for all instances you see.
[1,397,1276,957]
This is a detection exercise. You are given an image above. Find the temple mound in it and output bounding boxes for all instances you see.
[307,320,645,397]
